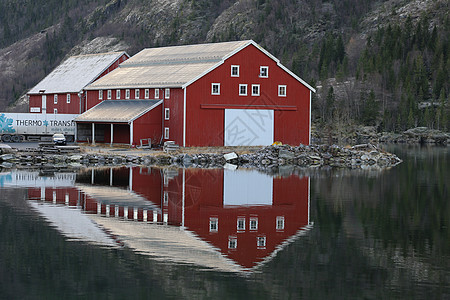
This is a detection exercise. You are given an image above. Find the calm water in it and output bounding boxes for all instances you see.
[0,145,448,299]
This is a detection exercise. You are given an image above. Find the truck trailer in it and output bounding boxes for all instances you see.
[0,113,78,142]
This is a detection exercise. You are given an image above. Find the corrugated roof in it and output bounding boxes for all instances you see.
[86,40,252,89]
[28,52,128,94]
[74,100,161,123]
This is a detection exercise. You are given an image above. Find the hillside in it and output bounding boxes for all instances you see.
[0,0,448,132]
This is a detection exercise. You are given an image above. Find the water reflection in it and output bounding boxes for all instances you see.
[2,167,312,272]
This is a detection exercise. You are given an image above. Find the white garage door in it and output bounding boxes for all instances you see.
[223,169,273,206]
[224,109,274,146]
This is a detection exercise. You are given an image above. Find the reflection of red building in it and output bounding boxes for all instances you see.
[25,167,310,271]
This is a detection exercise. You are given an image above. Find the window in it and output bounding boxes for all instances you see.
[163,191,169,204]
[260,66,268,78]
[135,89,140,99]
[107,90,112,99]
[231,65,240,77]
[278,85,287,97]
[53,108,57,114]
[165,88,170,99]
[116,89,121,99]
[165,108,170,120]
[66,94,70,103]
[164,176,169,187]
[239,84,247,96]
[228,237,237,249]
[125,89,130,99]
[145,89,149,99]
[164,127,169,139]
[209,217,218,232]
[249,217,258,230]
[276,216,285,230]
[252,84,260,96]
[99,90,103,100]
[54,94,58,104]
[237,217,245,231]
[154,89,159,99]
[211,83,220,95]
[257,236,266,248]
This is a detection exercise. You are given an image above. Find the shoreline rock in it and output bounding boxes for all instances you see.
[1,143,402,172]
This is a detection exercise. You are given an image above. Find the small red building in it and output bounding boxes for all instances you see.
[27,52,129,114]
[80,40,315,147]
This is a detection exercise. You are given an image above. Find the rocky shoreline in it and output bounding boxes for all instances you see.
[0,143,402,172]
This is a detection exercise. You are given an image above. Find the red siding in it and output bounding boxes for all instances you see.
[184,44,311,147]
[133,104,163,145]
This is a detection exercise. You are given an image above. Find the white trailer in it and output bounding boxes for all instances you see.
[0,113,78,142]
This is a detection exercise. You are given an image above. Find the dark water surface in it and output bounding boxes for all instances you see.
[0,145,448,299]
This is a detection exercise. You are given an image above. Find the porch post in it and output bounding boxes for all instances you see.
[130,121,134,146]
[91,123,95,145]
[110,124,114,146]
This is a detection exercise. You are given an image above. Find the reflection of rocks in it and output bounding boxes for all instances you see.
[1,143,402,173]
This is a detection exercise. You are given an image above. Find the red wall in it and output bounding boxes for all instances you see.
[183,44,311,147]
[133,104,163,145]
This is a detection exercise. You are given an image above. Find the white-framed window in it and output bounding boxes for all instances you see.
[53,108,57,114]
[257,236,266,248]
[125,89,130,99]
[163,191,169,204]
[164,176,169,187]
[116,89,121,99]
[165,108,170,120]
[278,85,287,97]
[239,84,247,96]
[249,217,258,230]
[165,88,170,99]
[228,236,237,249]
[99,90,103,100]
[276,216,285,230]
[135,89,140,99]
[66,93,70,103]
[164,127,169,139]
[154,89,159,99]
[260,66,269,78]
[231,65,240,77]
[107,90,112,99]
[54,94,58,104]
[251,84,260,96]
[237,217,245,231]
[209,217,218,232]
[145,89,149,99]
[211,83,220,95]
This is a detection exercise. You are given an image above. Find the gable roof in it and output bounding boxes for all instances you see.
[28,52,128,94]
[74,100,162,123]
[85,40,315,92]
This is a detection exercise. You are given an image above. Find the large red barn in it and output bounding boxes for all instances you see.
[80,40,315,147]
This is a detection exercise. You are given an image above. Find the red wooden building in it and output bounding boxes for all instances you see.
[27,52,129,114]
[79,40,315,147]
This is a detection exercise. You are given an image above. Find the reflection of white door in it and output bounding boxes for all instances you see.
[224,109,273,146]
[223,169,273,206]
[42,95,47,113]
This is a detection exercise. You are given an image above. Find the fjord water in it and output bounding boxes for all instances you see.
[0,145,448,299]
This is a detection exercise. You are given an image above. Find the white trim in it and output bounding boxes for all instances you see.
[99,90,103,100]
[66,93,71,103]
[130,121,133,146]
[110,124,114,146]
[165,88,170,99]
[54,94,58,104]
[154,89,159,99]
[116,89,121,99]
[183,87,186,147]
[278,85,287,97]
[165,108,170,120]
[231,65,240,77]
[251,84,260,96]
[239,84,247,96]
[107,90,112,99]
[125,89,130,99]
[209,217,218,232]
[259,66,269,78]
[145,89,149,99]
[211,83,220,95]
[53,108,57,114]
[164,127,169,139]
[135,89,140,99]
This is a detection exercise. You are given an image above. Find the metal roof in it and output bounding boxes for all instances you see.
[28,52,128,94]
[85,40,252,89]
[74,100,162,123]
